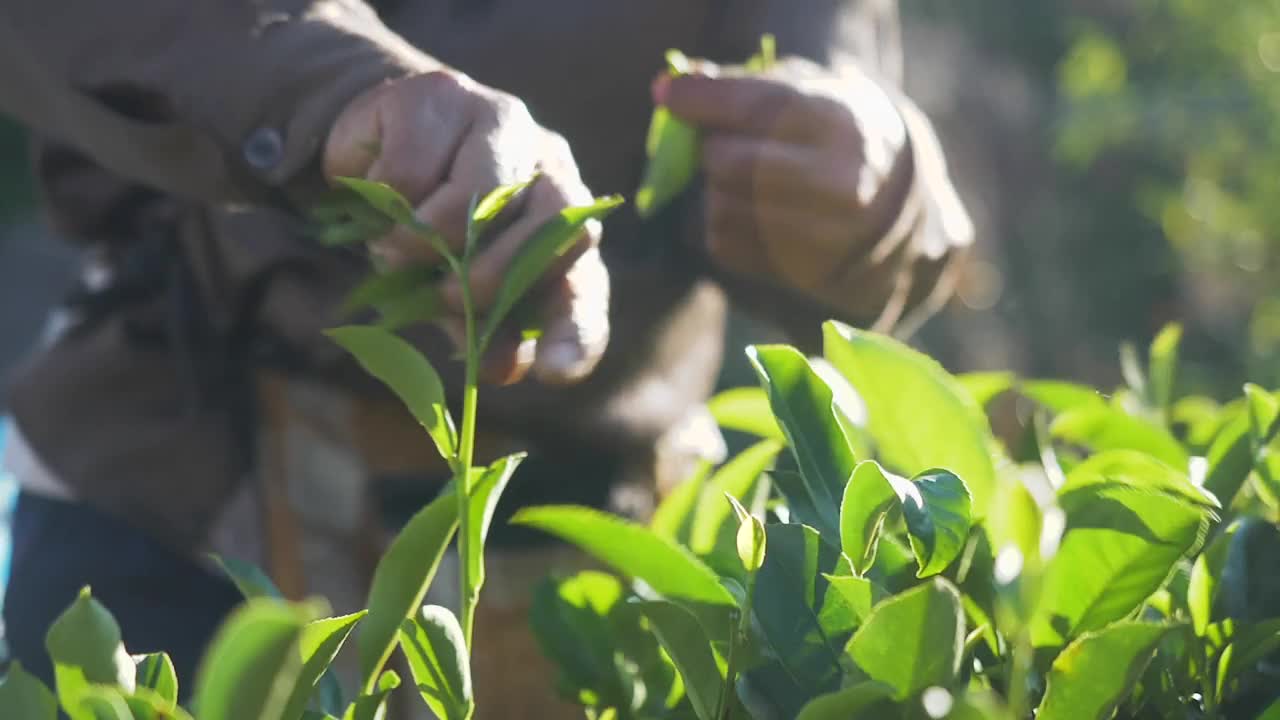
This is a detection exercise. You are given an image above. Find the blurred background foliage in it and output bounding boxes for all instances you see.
[1,0,1278,405]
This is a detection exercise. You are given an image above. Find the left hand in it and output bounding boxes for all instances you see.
[656,57,913,316]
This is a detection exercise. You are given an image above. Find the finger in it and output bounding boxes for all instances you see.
[701,134,866,211]
[479,324,537,386]
[661,73,820,140]
[533,246,611,386]
[369,185,475,267]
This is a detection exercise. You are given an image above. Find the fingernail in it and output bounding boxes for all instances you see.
[651,73,672,105]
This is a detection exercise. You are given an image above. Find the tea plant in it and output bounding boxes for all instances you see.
[518,323,1280,720]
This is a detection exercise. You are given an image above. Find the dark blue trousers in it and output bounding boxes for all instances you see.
[2,492,242,695]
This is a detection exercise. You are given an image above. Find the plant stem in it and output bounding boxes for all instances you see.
[716,573,756,720]
[452,255,482,649]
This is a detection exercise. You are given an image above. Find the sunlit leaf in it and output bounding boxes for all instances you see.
[399,606,473,720]
[707,387,786,442]
[1036,622,1173,720]
[846,578,965,699]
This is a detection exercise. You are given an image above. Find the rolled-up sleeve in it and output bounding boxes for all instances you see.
[707,0,973,345]
[0,0,434,207]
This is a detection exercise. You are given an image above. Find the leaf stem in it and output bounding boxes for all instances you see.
[450,253,483,650]
[716,573,756,720]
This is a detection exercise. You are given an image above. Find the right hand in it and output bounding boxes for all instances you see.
[324,71,610,387]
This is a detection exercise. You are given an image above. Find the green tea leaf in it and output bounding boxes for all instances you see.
[707,387,786,441]
[45,587,135,718]
[1036,622,1173,720]
[193,599,318,720]
[213,555,284,600]
[636,50,698,218]
[333,178,420,229]
[281,612,366,720]
[1050,405,1189,469]
[1216,618,1280,698]
[1061,450,1220,512]
[1149,323,1182,414]
[651,462,712,545]
[512,506,734,606]
[794,681,896,720]
[689,440,782,556]
[823,322,997,515]
[840,461,897,575]
[1031,489,1204,646]
[0,661,57,720]
[132,654,177,709]
[753,524,854,702]
[399,605,474,720]
[823,575,888,626]
[895,469,973,578]
[469,176,539,249]
[358,489,459,687]
[342,267,445,331]
[846,578,965,699]
[634,601,723,720]
[1203,411,1252,505]
[726,494,766,572]
[1259,697,1280,720]
[342,671,400,720]
[958,371,1016,409]
[328,325,456,462]
[126,688,196,720]
[467,452,525,594]
[481,196,624,342]
[747,344,856,537]
[1188,522,1239,636]
[1245,384,1280,442]
[1020,380,1107,414]
[76,686,135,720]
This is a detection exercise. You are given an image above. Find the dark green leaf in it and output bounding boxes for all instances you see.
[1050,406,1189,469]
[1062,450,1220,513]
[193,599,318,720]
[794,681,896,720]
[328,326,456,461]
[1259,697,1280,720]
[747,344,856,537]
[342,267,445,331]
[753,524,852,704]
[1149,323,1182,414]
[317,221,384,249]
[840,461,897,575]
[358,489,459,687]
[896,469,973,578]
[707,387,786,442]
[689,440,782,556]
[212,555,284,600]
[846,578,965,699]
[634,601,723,720]
[399,605,473,720]
[823,321,997,515]
[467,453,525,594]
[342,671,400,720]
[512,506,734,605]
[481,196,624,341]
[1216,618,1280,698]
[0,661,57,720]
[132,654,177,709]
[1020,380,1108,414]
[281,612,366,720]
[1036,622,1173,720]
[1031,489,1204,646]
[45,587,134,717]
[958,371,1016,409]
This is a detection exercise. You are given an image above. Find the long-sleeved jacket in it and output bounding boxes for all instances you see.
[0,0,972,550]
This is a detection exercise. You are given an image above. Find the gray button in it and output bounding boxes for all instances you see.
[243,127,285,171]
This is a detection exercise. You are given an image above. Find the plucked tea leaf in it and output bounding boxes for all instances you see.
[398,606,473,720]
[1036,622,1173,720]
[358,489,458,687]
[636,50,698,218]
[823,321,997,515]
[328,325,456,461]
[512,506,734,606]
[846,578,965,699]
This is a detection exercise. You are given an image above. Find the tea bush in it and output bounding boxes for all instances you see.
[2,39,1279,719]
